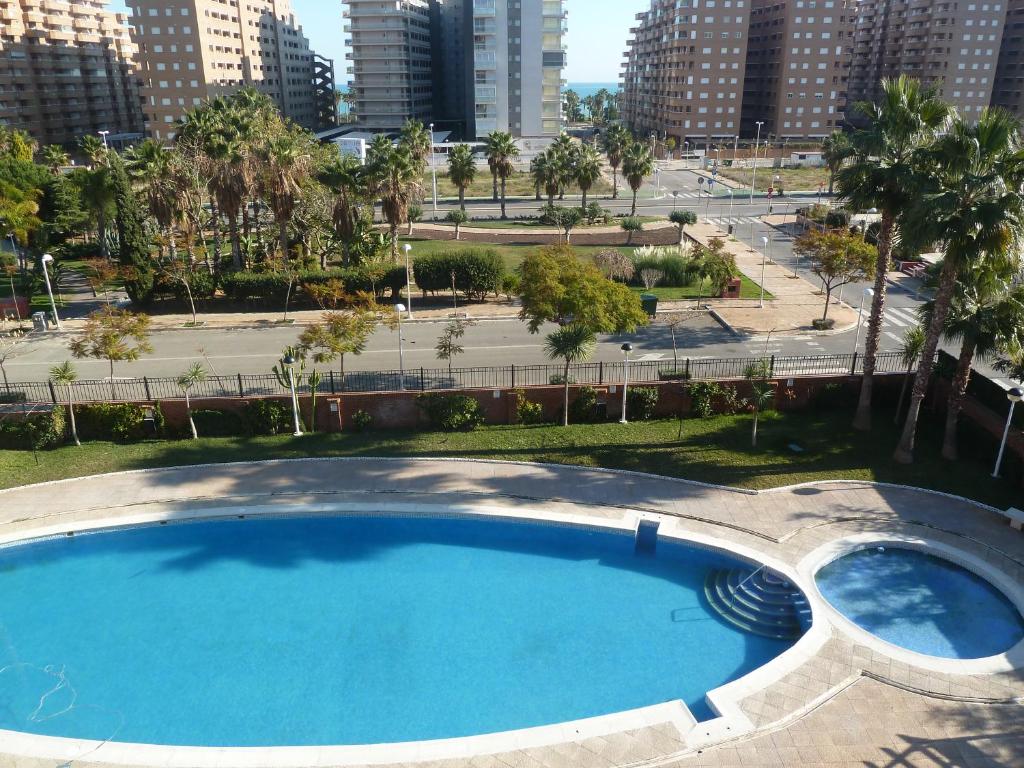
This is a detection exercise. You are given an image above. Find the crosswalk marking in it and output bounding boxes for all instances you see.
[884,331,904,343]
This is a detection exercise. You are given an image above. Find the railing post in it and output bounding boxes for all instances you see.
[237,373,245,398]
[850,352,858,376]
[770,355,776,378]
[48,380,57,404]
[143,376,152,401]
[420,367,425,391]
[599,361,604,385]
[511,364,516,389]
[329,370,336,395]
[685,358,690,379]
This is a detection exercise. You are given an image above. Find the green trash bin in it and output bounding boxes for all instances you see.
[640,293,658,317]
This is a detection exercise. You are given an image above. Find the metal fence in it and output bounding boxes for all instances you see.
[0,351,912,406]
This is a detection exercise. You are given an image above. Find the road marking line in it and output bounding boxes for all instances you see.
[884,332,903,343]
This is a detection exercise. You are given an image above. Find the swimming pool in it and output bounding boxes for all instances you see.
[0,514,799,748]
[816,546,1024,660]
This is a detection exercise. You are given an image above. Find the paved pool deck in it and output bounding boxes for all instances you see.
[0,459,1021,768]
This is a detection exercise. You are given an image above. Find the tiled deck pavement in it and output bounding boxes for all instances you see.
[0,459,1021,768]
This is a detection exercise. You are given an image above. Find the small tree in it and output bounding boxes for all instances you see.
[620,216,643,245]
[639,268,663,290]
[435,318,476,376]
[550,206,583,244]
[544,323,597,427]
[83,258,119,305]
[794,229,877,324]
[176,362,207,440]
[663,312,696,372]
[160,258,201,325]
[298,298,379,386]
[446,209,469,240]
[407,204,423,236]
[669,210,697,245]
[593,249,635,282]
[69,307,153,398]
[49,361,80,447]
[744,359,775,448]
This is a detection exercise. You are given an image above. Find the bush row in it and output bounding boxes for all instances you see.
[221,267,407,305]
[412,250,504,300]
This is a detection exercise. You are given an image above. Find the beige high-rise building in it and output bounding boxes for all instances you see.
[128,0,329,141]
[0,0,143,146]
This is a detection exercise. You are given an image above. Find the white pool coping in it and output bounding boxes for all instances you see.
[798,533,1024,675]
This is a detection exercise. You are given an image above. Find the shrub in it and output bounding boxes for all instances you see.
[627,387,660,421]
[0,407,66,450]
[0,392,27,404]
[687,381,725,419]
[75,403,146,442]
[244,399,293,436]
[812,318,836,330]
[416,393,485,431]
[812,382,856,409]
[568,385,605,423]
[351,409,374,432]
[413,250,505,301]
[191,409,246,438]
[221,267,406,305]
[824,209,851,229]
[512,389,545,425]
[500,272,521,300]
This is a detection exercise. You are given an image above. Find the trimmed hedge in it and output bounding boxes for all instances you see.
[220,267,406,305]
[191,409,246,438]
[416,393,485,431]
[412,250,504,301]
[0,407,67,450]
[74,403,147,442]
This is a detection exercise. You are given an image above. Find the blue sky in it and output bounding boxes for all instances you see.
[107,0,648,84]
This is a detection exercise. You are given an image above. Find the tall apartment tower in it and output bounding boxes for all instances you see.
[620,0,750,144]
[343,0,566,140]
[742,0,854,140]
[992,0,1024,114]
[0,0,143,145]
[128,0,327,141]
[848,0,1008,120]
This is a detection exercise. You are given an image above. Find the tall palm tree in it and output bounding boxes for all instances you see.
[574,144,602,209]
[535,150,560,206]
[894,323,925,426]
[79,134,107,168]
[372,143,421,261]
[259,131,315,260]
[994,345,1024,385]
[602,125,630,199]
[821,131,852,195]
[895,108,1024,463]
[835,76,951,432]
[319,153,367,265]
[544,323,597,427]
[622,141,654,216]
[75,166,115,259]
[399,120,431,172]
[485,131,519,219]
[207,137,249,269]
[446,144,477,212]
[551,134,575,200]
[530,155,545,202]
[126,139,180,260]
[40,145,70,174]
[49,361,80,447]
[484,132,504,202]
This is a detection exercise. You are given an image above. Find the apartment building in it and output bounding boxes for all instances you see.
[128,0,328,141]
[620,0,751,143]
[0,0,143,145]
[742,0,854,140]
[848,0,1007,120]
[343,0,566,140]
[990,0,1024,114]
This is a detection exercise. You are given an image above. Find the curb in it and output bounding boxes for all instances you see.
[707,308,741,337]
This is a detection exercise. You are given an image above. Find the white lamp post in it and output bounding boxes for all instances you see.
[282,353,303,437]
[40,253,61,330]
[429,122,438,220]
[98,130,109,150]
[402,243,413,319]
[684,141,689,168]
[728,188,734,227]
[759,236,769,309]
[750,121,764,204]
[655,166,661,195]
[394,303,407,389]
[853,288,874,356]
[993,386,1023,478]
[620,342,633,424]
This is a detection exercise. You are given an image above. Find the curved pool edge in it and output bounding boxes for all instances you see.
[0,500,830,767]
[797,533,1024,675]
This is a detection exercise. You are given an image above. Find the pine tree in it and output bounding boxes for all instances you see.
[110,156,154,305]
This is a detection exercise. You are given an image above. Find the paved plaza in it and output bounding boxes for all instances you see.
[0,459,1021,768]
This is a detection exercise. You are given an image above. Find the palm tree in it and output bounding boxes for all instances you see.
[75,166,115,259]
[176,362,207,440]
[399,120,432,172]
[259,131,315,260]
[0,189,41,253]
[530,155,546,202]
[207,136,249,269]
[446,144,477,212]
[537,150,561,207]
[821,131,852,195]
[895,108,1024,464]
[835,76,951,432]
[373,144,421,261]
[319,153,367,266]
[602,125,630,199]
[485,132,519,219]
[551,134,575,200]
[574,144,602,209]
[126,139,180,260]
[40,145,70,174]
[544,323,597,427]
[79,134,106,168]
[894,323,925,426]
[994,345,1024,385]
[622,141,654,216]
[50,361,80,447]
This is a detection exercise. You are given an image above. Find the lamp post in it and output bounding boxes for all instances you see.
[750,121,764,204]
[684,141,689,168]
[672,191,679,211]
[620,343,633,424]
[6,232,21,273]
[395,303,407,389]
[40,253,61,330]
[759,236,769,309]
[429,122,438,220]
[733,135,739,163]
[282,353,303,437]
[98,130,109,150]
[993,387,1024,478]
[852,288,874,356]
[728,188,734,228]
[402,243,413,319]
[655,166,661,195]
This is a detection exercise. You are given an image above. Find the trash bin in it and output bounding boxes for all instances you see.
[31,312,47,332]
[640,293,659,317]
[728,224,734,235]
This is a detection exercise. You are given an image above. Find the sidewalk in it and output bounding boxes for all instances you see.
[686,220,859,336]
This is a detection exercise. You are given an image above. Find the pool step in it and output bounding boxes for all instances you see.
[704,567,811,641]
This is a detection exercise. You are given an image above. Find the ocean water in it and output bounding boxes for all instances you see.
[567,82,620,101]
[0,515,795,747]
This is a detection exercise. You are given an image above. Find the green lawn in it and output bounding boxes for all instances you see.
[422,171,613,200]
[0,407,1016,509]
[716,166,831,193]
[447,216,662,230]
[631,274,767,301]
[400,237,643,270]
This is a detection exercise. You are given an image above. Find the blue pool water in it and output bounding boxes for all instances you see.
[0,516,795,747]
[816,547,1024,660]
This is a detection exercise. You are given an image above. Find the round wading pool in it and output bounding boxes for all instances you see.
[0,514,803,748]
[815,546,1024,661]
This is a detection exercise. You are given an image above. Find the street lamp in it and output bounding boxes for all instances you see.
[282,353,303,437]
[672,190,679,211]
[684,141,690,168]
[992,387,1023,478]
[40,253,61,330]
[402,243,414,319]
[852,288,874,356]
[727,188,734,227]
[620,343,633,424]
[655,166,661,195]
[98,130,109,150]
[759,236,769,309]
[429,122,438,219]
[394,303,407,388]
[750,121,764,204]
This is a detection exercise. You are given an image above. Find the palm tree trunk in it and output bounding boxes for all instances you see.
[548,191,555,207]
[941,339,976,461]
[852,212,894,432]
[581,188,588,209]
[492,172,498,202]
[99,210,109,259]
[242,203,251,240]
[612,168,619,199]
[211,199,222,268]
[67,389,80,447]
[631,189,638,216]
[278,220,289,261]
[828,171,835,196]
[535,183,541,202]
[390,224,399,260]
[186,391,198,440]
[459,187,466,212]
[752,411,759,447]
[895,361,914,425]
[500,177,508,220]
[562,360,570,427]
[894,257,958,464]
[229,215,242,270]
